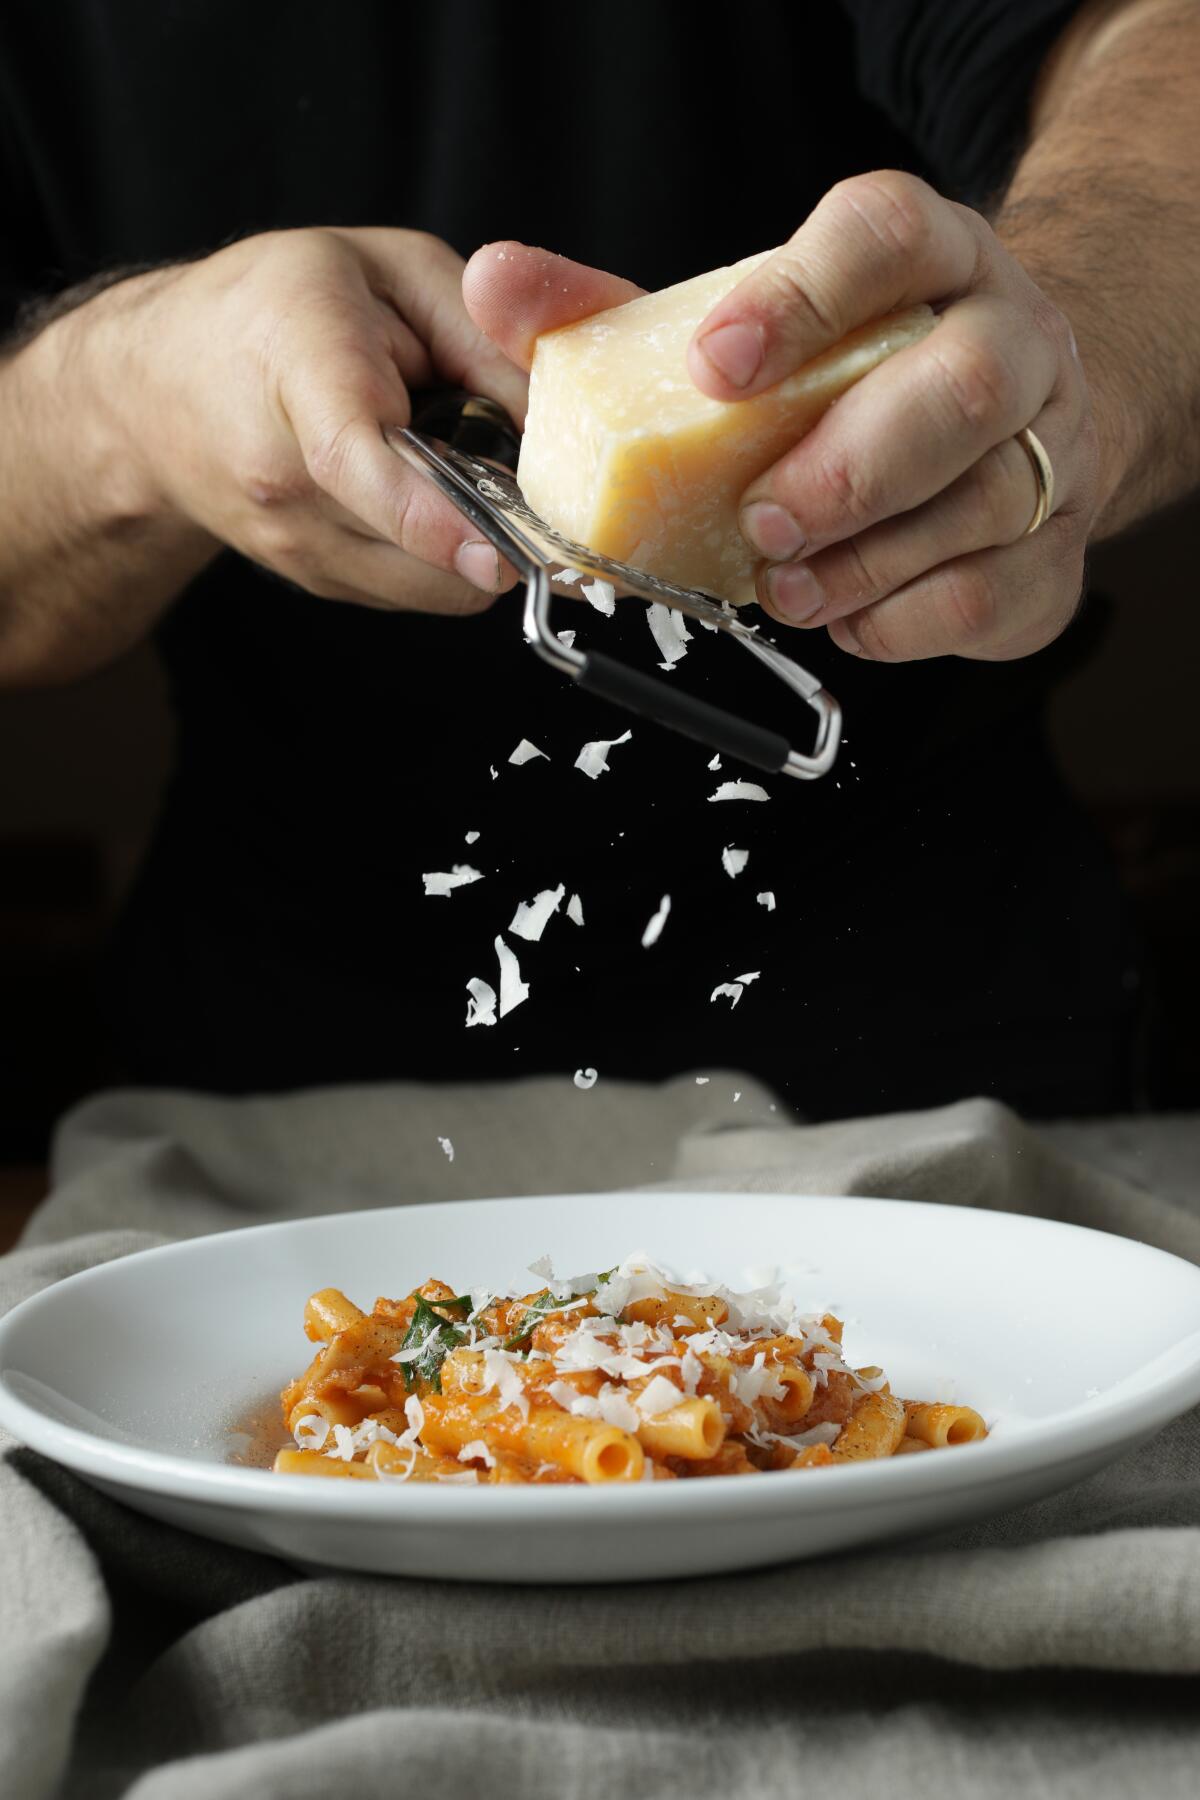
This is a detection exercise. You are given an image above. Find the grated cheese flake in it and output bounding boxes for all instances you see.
[481,1347,531,1419]
[495,936,530,1018]
[573,1067,598,1090]
[581,577,617,616]
[710,982,744,1008]
[647,601,692,669]
[437,1136,454,1163]
[708,781,770,803]
[509,738,549,765]
[556,629,577,649]
[634,1374,684,1417]
[422,864,483,898]
[756,891,776,911]
[708,753,722,771]
[509,883,566,943]
[641,894,671,948]
[458,1439,497,1469]
[293,1410,330,1451]
[574,730,633,780]
[721,845,749,879]
[566,892,585,927]
[464,830,480,844]
[465,976,498,1029]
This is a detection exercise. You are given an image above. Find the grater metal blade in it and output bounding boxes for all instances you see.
[387,414,841,780]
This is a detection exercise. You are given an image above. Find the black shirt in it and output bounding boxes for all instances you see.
[0,0,1140,1116]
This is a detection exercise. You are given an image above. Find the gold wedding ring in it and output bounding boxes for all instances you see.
[1015,426,1056,536]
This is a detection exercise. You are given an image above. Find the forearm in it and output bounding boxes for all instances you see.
[0,272,216,687]
[992,0,1200,538]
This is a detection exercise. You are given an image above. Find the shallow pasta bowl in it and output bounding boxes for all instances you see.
[1,1191,1198,1584]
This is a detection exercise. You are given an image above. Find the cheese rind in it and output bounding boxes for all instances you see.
[518,252,935,606]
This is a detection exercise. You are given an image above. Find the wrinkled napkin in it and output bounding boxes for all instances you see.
[1,1078,1198,1800]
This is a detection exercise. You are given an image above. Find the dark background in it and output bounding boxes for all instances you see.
[3,495,1200,1240]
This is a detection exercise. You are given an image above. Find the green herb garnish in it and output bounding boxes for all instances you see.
[399,1293,472,1392]
[501,1270,615,1352]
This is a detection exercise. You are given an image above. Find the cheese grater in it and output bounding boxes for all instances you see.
[387,392,841,779]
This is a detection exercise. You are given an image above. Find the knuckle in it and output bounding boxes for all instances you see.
[814,450,884,531]
[239,461,310,510]
[251,518,307,568]
[824,533,886,606]
[303,417,360,493]
[764,254,842,341]
[833,169,936,262]
[930,337,1018,433]
[844,605,896,661]
[1031,292,1072,357]
[939,564,996,641]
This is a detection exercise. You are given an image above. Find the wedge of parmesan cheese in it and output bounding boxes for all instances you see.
[518,253,935,606]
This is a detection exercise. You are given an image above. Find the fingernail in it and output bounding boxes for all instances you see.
[697,322,763,389]
[766,560,824,623]
[740,501,806,561]
[455,540,501,593]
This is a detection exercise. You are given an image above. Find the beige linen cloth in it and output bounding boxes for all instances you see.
[1,1078,1198,1800]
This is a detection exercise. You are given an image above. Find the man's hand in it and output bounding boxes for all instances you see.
[126,227,529,613]
[687,171,1112,662]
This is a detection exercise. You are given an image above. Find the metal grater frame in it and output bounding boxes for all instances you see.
[387,426,841,780]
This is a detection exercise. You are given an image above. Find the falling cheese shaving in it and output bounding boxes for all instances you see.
[566,892,585,927]
[647,601,692,670]
[737,970,761,985]
[710,982,744,1009]
[465,977,497,1028]
[555,566,584,585]
[574,730,632,780]
[641,894,671,948]
[721,846,749,879]
[556,629,577,649]
[509,738,549,765]
[573,1067,598,1090]
[437,1136,455,1163]
[757,891,776,911]
[495,935,530,1018]
[509,883,566,943]
[709,781,770,803]
[465,830,480,844]
[708,753,722,771]
[581,578,616,616]
[422,864,483,898]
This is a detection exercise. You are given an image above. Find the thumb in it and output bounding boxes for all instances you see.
[463,241,645,377]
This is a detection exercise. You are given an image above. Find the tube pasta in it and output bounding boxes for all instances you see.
[303,1287,365,1343]
[421,1393,645,1484]
[831,1392,907,1462]
[272,1259,988,1487]
[905,1404,988,1447]
[635,1397,726,1461]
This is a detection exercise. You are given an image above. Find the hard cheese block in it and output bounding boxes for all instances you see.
[518,251,935,606]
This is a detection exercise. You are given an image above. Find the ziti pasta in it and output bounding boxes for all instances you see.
[274,1253,987,1486]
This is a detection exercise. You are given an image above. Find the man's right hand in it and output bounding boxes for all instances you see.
[117,227,529,613]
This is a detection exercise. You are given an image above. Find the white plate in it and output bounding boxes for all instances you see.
[2,1192,1198,1584]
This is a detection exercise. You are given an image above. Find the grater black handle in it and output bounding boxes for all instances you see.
[409,389,521,471]
[577,650,789,775]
